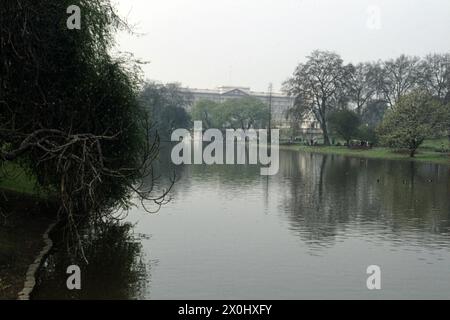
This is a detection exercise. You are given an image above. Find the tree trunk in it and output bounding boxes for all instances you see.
[409,148,416,158]
[322,122,331,146]
[357,104,363,117]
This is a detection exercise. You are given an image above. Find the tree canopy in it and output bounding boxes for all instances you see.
[284,50,450,145]
[190,100,221,129]
[1,0,168,250]
[328,110,361,145]
[283,50,353,145]
[378,91,449,157]
[139,82,192,139]
[191,97,270,130]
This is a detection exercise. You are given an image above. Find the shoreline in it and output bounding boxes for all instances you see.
[279,144,450,166]
[0,190,57,300]
[17,220,58,300]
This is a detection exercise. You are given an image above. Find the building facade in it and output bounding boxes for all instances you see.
[180,86,321,136]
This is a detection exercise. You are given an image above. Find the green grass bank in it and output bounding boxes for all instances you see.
[281,138,450,166]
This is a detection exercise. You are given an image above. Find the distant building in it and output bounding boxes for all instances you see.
[180,85,321,136]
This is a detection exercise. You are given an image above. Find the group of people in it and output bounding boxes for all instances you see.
[346,140,374,149]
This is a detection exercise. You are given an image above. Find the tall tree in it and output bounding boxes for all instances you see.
[191,97,269,130]
[418,53,450,102]
[284,50,353,145]
[378,55,420,107]
[328,110,361,145]
[191,100,220,129]
[0,0,170,251]
[348,62,378,115]
[220,97,270,130]
[361,99,389,128]
[285,94,311,138]
[139,82,192,139]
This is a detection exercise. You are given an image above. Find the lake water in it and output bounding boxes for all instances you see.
[33,147,450,299]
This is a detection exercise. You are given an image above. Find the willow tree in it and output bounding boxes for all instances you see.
[0,0,169,251]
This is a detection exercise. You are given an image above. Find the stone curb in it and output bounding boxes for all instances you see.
[17,221,58,300]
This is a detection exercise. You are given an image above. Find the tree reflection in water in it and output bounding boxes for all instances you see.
[279,151,450,249]
[32,220,150,300]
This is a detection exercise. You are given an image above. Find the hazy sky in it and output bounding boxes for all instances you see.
[115,0,450,92]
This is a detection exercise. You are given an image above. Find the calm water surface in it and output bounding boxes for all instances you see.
[34,147,450,299]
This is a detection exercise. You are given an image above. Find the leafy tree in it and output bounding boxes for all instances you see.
[191,100,220,129]
[357,125,378,144]
[378,91,448,157]
[284,50,353,145]
[220,97,270,130]
[0,0,169,251]
[139,82,192,139]
[328,110,361,145]
[444,103,450,141]
[191,97,269,130]
[285,94,311,139]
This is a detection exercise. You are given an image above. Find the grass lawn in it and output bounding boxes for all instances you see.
[281,139,450,166]
[0,163,50,198]
[420,138,449,152]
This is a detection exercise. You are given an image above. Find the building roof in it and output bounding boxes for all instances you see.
[180,86,291,99]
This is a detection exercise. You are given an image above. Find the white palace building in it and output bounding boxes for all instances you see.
[180,85,321,135]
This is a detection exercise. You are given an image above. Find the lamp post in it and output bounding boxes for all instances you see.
[267,83,273,142]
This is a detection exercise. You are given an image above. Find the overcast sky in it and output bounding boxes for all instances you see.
[115,0,450,92]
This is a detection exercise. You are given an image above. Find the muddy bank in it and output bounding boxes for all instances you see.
[0,190,57,300]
